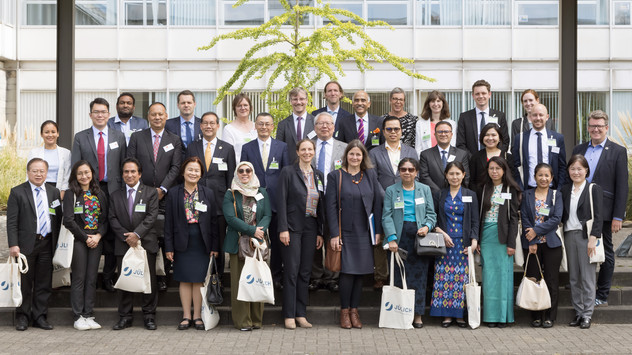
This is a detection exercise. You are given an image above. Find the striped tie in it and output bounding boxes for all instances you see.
[357,118,365,144]
[35,187,49,236]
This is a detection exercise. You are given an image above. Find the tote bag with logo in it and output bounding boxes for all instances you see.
[237,240,274,304]
[114,242,151,294]
[0,254,29,308]
[378,252,415,329]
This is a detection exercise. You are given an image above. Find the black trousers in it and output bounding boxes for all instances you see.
[523,243,562,321]
[99,181,117,282]
[216,215,227,277]
[596,221,614,301]
[71,237,103,320]
[116,252,158,320]
[339,273,363,309]
[17,237,52,322]
[281,216,318,318]
[269,212,283,284]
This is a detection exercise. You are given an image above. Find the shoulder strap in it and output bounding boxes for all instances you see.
[588,183,594,221]
[338,169,342,242]
[231,189,238,217]
[480,185,485,217]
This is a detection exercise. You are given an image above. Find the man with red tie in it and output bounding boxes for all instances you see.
[352,91,384,152]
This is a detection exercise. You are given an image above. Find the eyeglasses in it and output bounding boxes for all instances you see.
[315,122,334,126]
[436,130,452,135]
[385,127,401,133]
[588,124,607,130]
[91,110,109,116]
[391,98,405,102]
[399,167,416,173]
[238,168,252,174]
[256,122,273,127]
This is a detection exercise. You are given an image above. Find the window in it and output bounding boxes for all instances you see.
[464,0,511,26]
[124,0,167,26]
[578,0,609,25]
[513,91,559,129]
[417,0,461,26]
[24,0,56,25]
[223,0,264,25]
[516,1,558,26]
[367,0,410,25]
[269,0,312,26]
[614,1,631,25]
[76,0,117,25]
[610,91,632,146]
[576,91,608,143]
[322,0,362,25]
[171,0,216,26]
[168,91,217,118]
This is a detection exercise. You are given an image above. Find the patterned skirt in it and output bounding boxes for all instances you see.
[429,236,468,318]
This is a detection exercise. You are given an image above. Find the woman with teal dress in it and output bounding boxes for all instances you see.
[477,156,521,327]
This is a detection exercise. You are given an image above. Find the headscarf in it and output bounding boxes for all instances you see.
[231,161,260,197]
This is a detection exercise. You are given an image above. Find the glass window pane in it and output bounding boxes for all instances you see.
[464,0,510,26]
[124,0,166,26]
[147,1,167,25]
[224,1,264,25]
[517,2,558,26]
[323,1,362,25]
[611,92,632,146]
[168,91,217,118]
[269,0,312,25]
[578,0,608,25]
[171,0,215,26]
[418,0,461,26]
[367,2,409,25]
[25,3,57,25]
[576,91,609,143]
[614,1,631,25]
[76,0,117,26]
[125,2,144,25]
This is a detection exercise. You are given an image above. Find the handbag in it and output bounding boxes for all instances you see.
[416,232,446,256]
[237,240,275,304]
[200,256,221,330]
[52,265,71,288]
[205,255,223,306]
[515,253,552,311]
[0,254,29,308]
[114,241,152,294]
[586,184,606,263]
[378,252,415,329]
[232,190,271,261]
[551,190,568,272]
[464,246,481,329]
[325,169,342,272]
[53,194,75,268]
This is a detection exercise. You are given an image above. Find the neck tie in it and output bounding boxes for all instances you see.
[318,141,327,174]
[441,150,448,170]
[185,121,193,147]
[536,132,543,164]
[205,141,213,171]
[97,132,105,181]
[35,187,49,236]
[127,189,134,221]
[479,112,485,150]
[358,118,365,144]
[153,134,160,162]
[262,142,268,171]
[296,116,303,141]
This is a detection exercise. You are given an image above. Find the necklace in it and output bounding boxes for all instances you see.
[351,171,364,185]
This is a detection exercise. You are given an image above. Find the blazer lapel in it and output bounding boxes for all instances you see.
[431,147,443,172]
[252,141,265,172]
[379,146,395,177]
[24,183,37,216]
[294,165,307,191]
[144,131,157,167]
[592,140,611,181]
[88,130,99,161]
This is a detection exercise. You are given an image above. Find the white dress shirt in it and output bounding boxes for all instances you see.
[565,180,587,232]
[527,128,549,187]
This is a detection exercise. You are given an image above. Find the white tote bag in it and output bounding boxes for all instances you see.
[114,242,151,294]
[237,240,275,304]
[200,260,220,330]
[0,254,29,308]
[52,265,71,288]
[585,184,606,264]
[516,254,551,311]
[155,247,166,276]
[464,246,481,329]
[378,252,414,330]
[52,225,74,268]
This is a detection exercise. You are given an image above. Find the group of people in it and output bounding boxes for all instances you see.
[6,80,627,333]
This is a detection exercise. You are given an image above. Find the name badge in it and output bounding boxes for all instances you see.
[251,204,257,213]
[415,197,425,205]
[307,130,317,139]
[74,206,83,214]
[51,199,61,208]
[334,160,342,170]
[447,155,456,163]
[547,138,557,146]
[195,201,207,212]
[212,157,223,164]
[163,143,174,152]
[551,146,560,154]
[488,116,499,124]
[317,179,324,192]
[255,193,264,201]
[109,142,119,150]
[269,159,279,170]
[539,207,550,216]
[218,163,228,171]
[394,201,405,209]
[462,196,473,203]
[501,193,512,200]
[244,137,252,143]
[134,204,146,213]
[422,134,431,141]
[371,137,379,146]
[492,196,505,205]
[49,208,56,215]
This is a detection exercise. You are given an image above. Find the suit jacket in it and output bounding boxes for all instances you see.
[311,107,356,143]
[108,183,159,255]
[277,164,325,236]
[310,138,346,178]
[415,118,457,155]
[185,139,236,215]
[222,188,272,254]
[572,139,629,221]
[368,143,418,190]
[354,114,385,151]
[27,146,72,191]
[240,138,289,213]
[71,127,127,194]
[469,149,513,190]
[165,116,202,146]
[419,145,470,200]
[561,182,603,239]
[512,128,567,190]
[107,115,149,134]
[456,108,509,154]
[520,188,563,248]
[276,113,315,164]
[62,189,109,243]
[381,181,437,246]
[477,184,520,248]
[6,182,62,255]
[163,184,219,254]
[510,115,555,145]
[127,129,183,194]
[435,188,480,247]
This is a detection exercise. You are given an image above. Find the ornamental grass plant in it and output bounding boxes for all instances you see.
[0,123,27,211]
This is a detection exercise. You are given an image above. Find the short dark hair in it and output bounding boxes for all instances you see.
[435,120,453,131]
[40,120,58,134]
[479,123,503,148]
[444,161,467,187]
[27,157,48,171]
[177,90,195,103]
[121,157,142,174]
[90,97,110,111]
[179,156,204,178]
[567,154,590,179]
[232,93,252,116]
[201,111,219,124]
[472,79,491,92]
[117,92,136,106]
[398,157,419,172]
[148,101,166,111]
[341,139,373,171]
[382,115,401,130]
[256,112,273,121]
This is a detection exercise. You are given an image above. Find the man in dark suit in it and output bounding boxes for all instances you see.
[368,116,418,289]
[572,110,629,306]
[276,87,315,164]
[352,90,384,152]
[511,89,555,146]
[7,158,62,331]
[185,111,236,276]
[241,112,290,288]
[512,104,567,190]
[164,90,201,149]
[311,80,357,143]
[420,120,470,201]
[456,80,509,154]
[108,157,160,331]
[107,92,149,145]
[128,101,183,291]
[71,97,127,293]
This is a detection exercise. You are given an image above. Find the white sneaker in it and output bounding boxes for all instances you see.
[74,316,91,331]
[85,317,101,329]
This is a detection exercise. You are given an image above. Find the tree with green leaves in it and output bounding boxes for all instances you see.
[199,0,434,124]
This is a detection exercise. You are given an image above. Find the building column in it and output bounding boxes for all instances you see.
[559,1,578,152]
[57,0,75,149]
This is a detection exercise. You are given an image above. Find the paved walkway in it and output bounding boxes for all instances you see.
[0,323,631,354]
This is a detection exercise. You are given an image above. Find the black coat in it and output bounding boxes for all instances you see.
[561,183,604,239]
[476,184,520,249]
[436,188,480,247]
[63,189,109,243]
[277,164,325,236]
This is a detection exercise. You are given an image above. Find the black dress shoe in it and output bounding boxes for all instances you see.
[308,281,321,291]
[497,322,507,328]
[327,282,339,292]
[441,320,453,328]
[412,322,424,329]
[193,318,205,330]
[33,317,53,330]
[102,279,116,293]
[456,320,468,328]
[252,325,261,330]
[569,316,582,327]
[113,318,133,330]
[542,319,554,328]
[580,317,591,329]
[531,319,542,328]
[144,318,157,330]
[15,316,28,331]
[178,318,191,330]
[487,322,498,328]
[158,280,168,292]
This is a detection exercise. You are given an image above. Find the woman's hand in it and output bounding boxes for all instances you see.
[330,237,342,252]
[528,244,538,255]
[525,228,537,242]
[280,231,290,246]
[465,239,478,254]
[210,251,219,258]
[588,236,598,258]
[166,252,174,262]
[417,226,429,237]
[443,233,454,248]
[388,241,398,253]
[375,234,383,244]
[316,236,324,250]
[254,226,264,239]
[507,247,515,256]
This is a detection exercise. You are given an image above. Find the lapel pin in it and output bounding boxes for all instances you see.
[605,146,609,150]
[219,146,223,149]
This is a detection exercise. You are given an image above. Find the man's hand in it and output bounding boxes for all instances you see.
[124,232,139,248]
[612,220,623,233]
[156,188,165,200]
[9,246,20,258]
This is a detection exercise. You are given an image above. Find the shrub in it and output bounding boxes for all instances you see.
[612,111,632,220]
[0,128,27,211]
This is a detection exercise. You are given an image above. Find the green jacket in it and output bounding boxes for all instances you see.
[381,181,437,246]
[222,187,272,255]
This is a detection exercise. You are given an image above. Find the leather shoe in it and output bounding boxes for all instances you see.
[33,317,53,330]
[327,282,339,292]
[158,279,168,292]
[102,279,115,293]
[441,320,453,328]
[569,316,581,327]
[193,318,205,330]
[542,319,554,328]
[15,315,28,331]
[144,318,157,330]
[340,308,352,329]
[531,319,542,328]
[580,317,591,329]
[178,318,191,330]
[412,322,423,329]
[373,280,384,289]
[349,308,362,329]
[308,281,321,291]
[113,318,133,330]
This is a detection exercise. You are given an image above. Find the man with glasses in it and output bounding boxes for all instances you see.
[277,87,315,163]
[572,110,628,307]
[241,113,290,289]
[107,92,148,145]
[419,120,470,201]
[311,81,357,143]
[165,90,201,150]
[71,97,127,293]
[368,115,418,289]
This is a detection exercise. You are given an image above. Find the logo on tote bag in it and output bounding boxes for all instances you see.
[245,274,271,287]
[384,301,412,314]
[123,267,145,278]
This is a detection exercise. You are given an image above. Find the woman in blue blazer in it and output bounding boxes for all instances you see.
[429,161,479,327]
[382,157,437,328]
[520,163,563,328]
[164,157,219,330]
